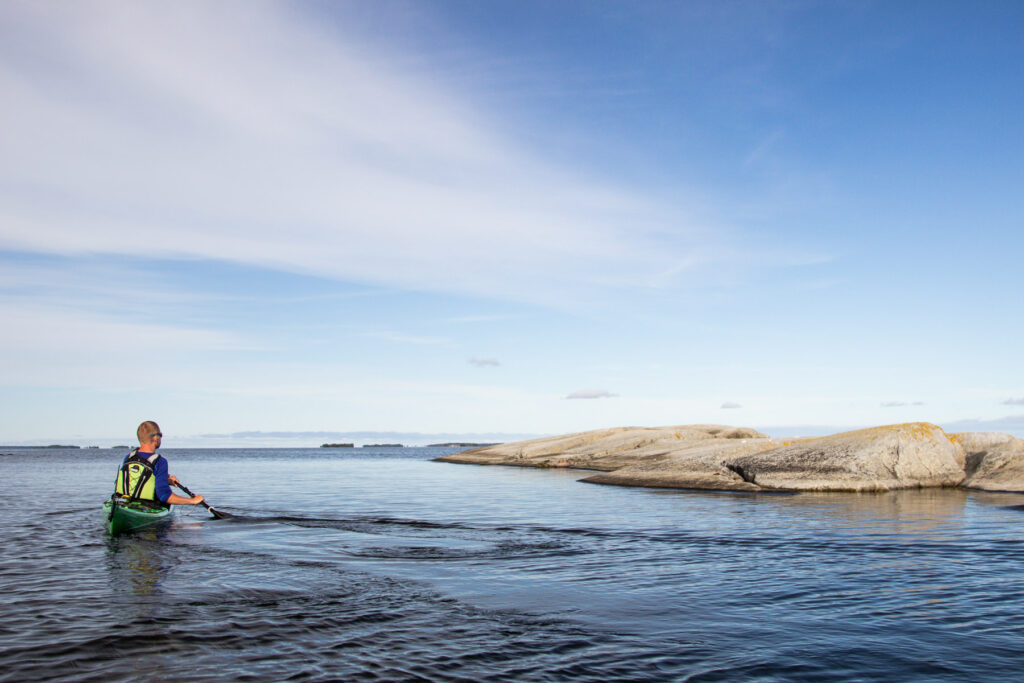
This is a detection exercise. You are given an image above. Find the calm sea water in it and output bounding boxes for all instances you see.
[2,446,1024,682]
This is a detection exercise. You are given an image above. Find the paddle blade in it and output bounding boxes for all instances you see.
[174,481,232,518]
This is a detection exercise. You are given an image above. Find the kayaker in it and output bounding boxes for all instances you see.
[114,421,205,507]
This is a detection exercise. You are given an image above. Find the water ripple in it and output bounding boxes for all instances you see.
[4,449,1024,680]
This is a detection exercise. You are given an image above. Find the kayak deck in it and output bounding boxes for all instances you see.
[103,499,172,535]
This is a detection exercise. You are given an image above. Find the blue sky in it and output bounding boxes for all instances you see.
[2,1,1022,445]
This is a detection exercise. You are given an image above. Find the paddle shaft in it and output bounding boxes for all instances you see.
[174,481,231,518]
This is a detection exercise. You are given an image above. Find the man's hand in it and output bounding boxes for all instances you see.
[169,475,180,487]
[191,494,205,505]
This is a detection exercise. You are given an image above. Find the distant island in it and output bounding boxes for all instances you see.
[320,443,354,448]
[362,443,403,448]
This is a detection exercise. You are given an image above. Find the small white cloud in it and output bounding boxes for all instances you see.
[881,401,925,408]
[566,389,618,400]
[1003,398,1024,406]
[469,357,500,367]
[720,401,742,409]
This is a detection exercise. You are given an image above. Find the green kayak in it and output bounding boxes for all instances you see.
[103,498,173,535]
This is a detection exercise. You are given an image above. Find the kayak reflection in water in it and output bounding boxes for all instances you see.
[114,420,205,508]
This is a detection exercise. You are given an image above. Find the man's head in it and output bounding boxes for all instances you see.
[137,421,162,449]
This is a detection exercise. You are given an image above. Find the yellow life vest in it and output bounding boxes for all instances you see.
[115,450,162,504]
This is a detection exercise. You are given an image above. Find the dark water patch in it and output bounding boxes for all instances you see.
[41,507,95,517]
[269,513,479,533]
[2,551,635,682]
[344,537,583,562]
[491,523,626,538]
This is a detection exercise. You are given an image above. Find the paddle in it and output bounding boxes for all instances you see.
[174,481,233,519]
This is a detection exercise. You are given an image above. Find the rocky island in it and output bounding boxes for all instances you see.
[436,423,1024,493]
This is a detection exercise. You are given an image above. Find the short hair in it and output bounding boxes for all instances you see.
[137,421,161,445]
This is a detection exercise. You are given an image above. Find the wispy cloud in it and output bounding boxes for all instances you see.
[0,300,261,391]
[361,331,449,345]
[0,255,215,315]
[1002,398,1024,406]
[469,357,501,367]
[445,314,519,324]
[720,401,742,409]
[0,302,248,355]
[942,415,1024,437]
[0,1,729,310]
[566,389,618,400]
[880,401,926,408]
[742,129,785,169]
